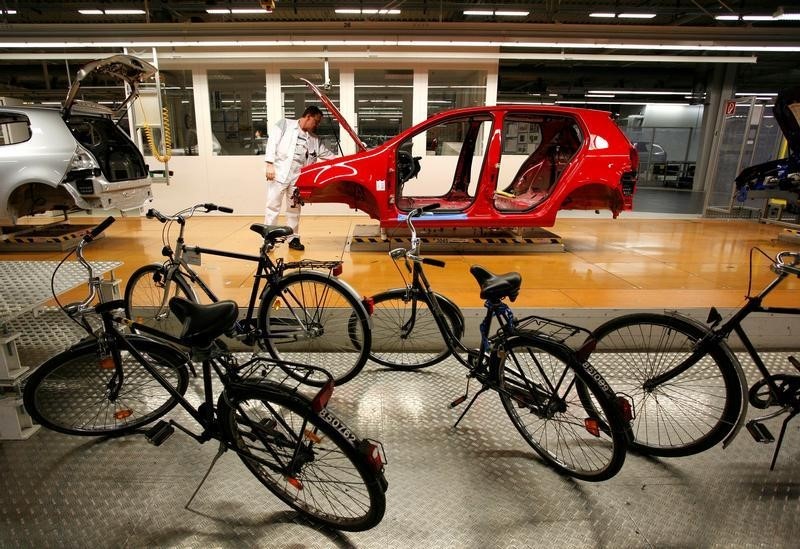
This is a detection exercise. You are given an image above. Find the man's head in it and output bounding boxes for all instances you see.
[299,106,324,133]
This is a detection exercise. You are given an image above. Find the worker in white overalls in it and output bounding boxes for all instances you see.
[263,106,336,251]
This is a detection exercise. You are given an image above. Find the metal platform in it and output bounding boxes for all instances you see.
[0,223,100,252]
[348,224,565,253]
[0,313,797,547]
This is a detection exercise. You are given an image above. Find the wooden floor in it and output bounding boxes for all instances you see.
[3,214,799,309]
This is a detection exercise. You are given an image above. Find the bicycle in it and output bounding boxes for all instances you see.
[124,203,371,386]
[588,248,800,469]
[368,204,629,481]
[22,217,388,531]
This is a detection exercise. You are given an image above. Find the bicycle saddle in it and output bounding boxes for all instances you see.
[169,297,239,347]
[250,224,293,241]
[469,265,522,302]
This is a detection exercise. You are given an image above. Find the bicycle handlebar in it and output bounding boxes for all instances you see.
[146,203,235,223]
[84,216,115,242]
[776,251,800,277]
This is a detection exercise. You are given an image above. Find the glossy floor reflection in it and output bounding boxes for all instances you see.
[4,213,798,310]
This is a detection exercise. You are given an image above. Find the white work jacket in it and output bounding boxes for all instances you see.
[264,118,335,187]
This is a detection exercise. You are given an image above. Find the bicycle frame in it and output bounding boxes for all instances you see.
[146,206,344,340]
[644,252,800,449]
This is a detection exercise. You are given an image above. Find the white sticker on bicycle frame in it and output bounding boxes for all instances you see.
[184,249,202,266]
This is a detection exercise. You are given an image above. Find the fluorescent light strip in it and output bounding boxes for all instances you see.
[0,39,794,54]
[335,9,401,15]
[588,13,656,19]
[589,90,692,95]
[1,9,17,14]
[464,10,529,17]
[79,9,145,15]
[735,92,778,96]
[206,9,272,14]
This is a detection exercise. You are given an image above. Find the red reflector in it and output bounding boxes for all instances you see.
[286,476,303,490]
[100,357,115,370]
[114,409,133,420]
[366,441,384,471]
[332,264,343,277]
[617,395,634,422]
[584,418,600,437]
[311,380,335,413]
[362,296,375,315]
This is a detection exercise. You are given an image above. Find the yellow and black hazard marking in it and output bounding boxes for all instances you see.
[0,224,97,251]
[349,225,565,253]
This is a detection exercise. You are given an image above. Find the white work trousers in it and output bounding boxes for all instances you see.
[264,181,300,240]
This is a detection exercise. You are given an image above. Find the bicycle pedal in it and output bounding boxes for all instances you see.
[788,355,800,374]
[746,420,775,444]
[145,420,175,446]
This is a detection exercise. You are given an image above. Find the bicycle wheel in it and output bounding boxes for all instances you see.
[125,264,195,339]
[258,271,371,386]
[590,313,743,457]
[496,334,626,481]
[23,335,190,436]
[218,383,386,531]
[369,288,463,370]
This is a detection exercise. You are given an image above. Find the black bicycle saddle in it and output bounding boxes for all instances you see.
[169,297,239,347]
[469,265,522,302]
[249,224,293,241]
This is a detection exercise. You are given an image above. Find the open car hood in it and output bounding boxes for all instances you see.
[63,54,157,118]
[300,77,367,153]
[774,86,800,156]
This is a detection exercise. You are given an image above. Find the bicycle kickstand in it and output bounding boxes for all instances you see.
[769,409,798,471]
[185,441,227,510]
[450,386,490,432]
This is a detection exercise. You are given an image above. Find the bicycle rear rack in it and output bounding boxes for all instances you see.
[513,315,591,348]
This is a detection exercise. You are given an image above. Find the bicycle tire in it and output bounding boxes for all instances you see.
[218,382,386,531]
[125,264,196,339]
[23,335,190,436]
[496,334,627,481]
[589,312,743,457]
[258,271,371,386]
[369,288,463,370]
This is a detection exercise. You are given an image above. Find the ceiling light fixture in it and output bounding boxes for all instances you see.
[463,10,529,17]
[78,9,145,15]
[206,9,272,14]
[335,9,401,15]
[1,9,17,14]
[589,13,656,19]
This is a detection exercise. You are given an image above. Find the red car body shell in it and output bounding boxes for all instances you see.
[295,103,637,229]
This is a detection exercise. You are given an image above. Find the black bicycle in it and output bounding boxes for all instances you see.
[588,248,800,469]
[368,204,629,481]
[124,203,371,386]
[23,217,388,531]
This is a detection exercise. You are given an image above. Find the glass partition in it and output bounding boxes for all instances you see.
[208,69,266,156]
[355,68,412,147]
[427,70,487,117]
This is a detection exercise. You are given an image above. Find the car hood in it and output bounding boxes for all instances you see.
[774,86,800,156]
[300,77,367,153]
[63,54,157,118]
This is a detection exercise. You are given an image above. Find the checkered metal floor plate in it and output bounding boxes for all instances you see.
[1,316,799,548]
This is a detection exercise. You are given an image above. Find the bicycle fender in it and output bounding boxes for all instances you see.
[660,310,750,448]
[431,292,465,339]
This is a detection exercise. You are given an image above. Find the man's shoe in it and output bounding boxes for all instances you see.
[288,238,305,251]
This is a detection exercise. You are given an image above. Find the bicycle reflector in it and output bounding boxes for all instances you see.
[360,439,387,473]
[286,476,303,491]
[584,418,601,437]
[311,380,335,413]
[114,409,133,420]
[362,296,375,315]
[617,395,634,423]
[332,264,343,276]
[100,357,115,370]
